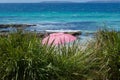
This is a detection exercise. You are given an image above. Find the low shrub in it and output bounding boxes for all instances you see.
[92,30,120,80]
[0,32,98,80]
[0,30,120,80]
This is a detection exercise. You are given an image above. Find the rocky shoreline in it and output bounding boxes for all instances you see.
[0,24,36,28]
[0,24,82,37]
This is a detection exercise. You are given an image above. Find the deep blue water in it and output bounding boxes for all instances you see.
[0,3,120,32]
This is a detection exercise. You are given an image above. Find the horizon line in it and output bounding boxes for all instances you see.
[0,1,120,3]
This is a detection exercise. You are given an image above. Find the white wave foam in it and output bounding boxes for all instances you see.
[45,30,81,33]
[45,30,96,33]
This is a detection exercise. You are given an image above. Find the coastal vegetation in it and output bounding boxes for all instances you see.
[0,30,120,80]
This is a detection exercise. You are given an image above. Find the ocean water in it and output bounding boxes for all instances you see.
[0,3,120,32]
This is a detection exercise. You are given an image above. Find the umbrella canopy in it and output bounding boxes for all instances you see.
[42,33,77,45]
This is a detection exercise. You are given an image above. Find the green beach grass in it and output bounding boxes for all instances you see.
[0,30,120,80]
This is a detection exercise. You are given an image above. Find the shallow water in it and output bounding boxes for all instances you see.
[0,3,120,32]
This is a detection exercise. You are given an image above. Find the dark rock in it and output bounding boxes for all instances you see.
[64,32,82,36]
[0,24,36,28]
[0,30,10,33]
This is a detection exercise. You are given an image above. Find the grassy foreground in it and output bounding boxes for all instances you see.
[0,30,120,80]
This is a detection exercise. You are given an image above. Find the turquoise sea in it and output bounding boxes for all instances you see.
[0,3,120,32]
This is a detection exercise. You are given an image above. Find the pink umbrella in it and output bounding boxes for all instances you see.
[42,33,77,45]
